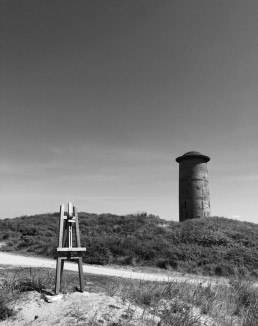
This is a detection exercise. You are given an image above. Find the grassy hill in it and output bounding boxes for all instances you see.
[0,213,258,278]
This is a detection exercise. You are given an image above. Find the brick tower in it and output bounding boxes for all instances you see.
[176,151,211,222]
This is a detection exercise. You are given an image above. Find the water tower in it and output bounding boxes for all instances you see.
[176,151,211,222]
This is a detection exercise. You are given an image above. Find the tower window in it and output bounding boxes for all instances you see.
[184,201,187,209]
[201,201,204,209]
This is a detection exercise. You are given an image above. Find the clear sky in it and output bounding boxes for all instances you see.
[0,0,257,223]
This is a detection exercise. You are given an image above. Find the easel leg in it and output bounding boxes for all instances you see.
[55,257,62,294]
[60,259,65,291]
[78,257,84,292]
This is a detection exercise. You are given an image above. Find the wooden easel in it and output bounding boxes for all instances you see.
[55,202,86,294]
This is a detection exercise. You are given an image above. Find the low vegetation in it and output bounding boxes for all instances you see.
[0,266,257,325]
[0,213,258,278]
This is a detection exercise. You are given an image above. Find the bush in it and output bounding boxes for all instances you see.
[116,256,136,266]
[83,239,111,265]
[156,258,169,269]
[2,233,9,240]
[0,298,14,321]
[169,259,178,269]
[214,263,235,276]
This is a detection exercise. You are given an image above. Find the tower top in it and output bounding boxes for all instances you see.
[176,151,210,163]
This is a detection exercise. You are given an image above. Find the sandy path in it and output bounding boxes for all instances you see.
[0,252,222,286]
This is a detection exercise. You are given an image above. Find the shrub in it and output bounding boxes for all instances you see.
[2,233,9,240]
[169,259,178,269]
[83,239,111,265]
[214,263,235,276]
[0,298,14,321]
[156,258,169,269]
[116,256,135,266]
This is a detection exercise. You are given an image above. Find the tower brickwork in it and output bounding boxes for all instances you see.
[176,151,211,222]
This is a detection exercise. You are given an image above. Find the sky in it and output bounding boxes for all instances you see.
[0,0,257,223]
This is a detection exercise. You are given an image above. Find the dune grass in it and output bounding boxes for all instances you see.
[0,266,257,325]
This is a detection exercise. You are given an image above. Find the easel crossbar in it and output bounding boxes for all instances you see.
[57,247,86,252]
